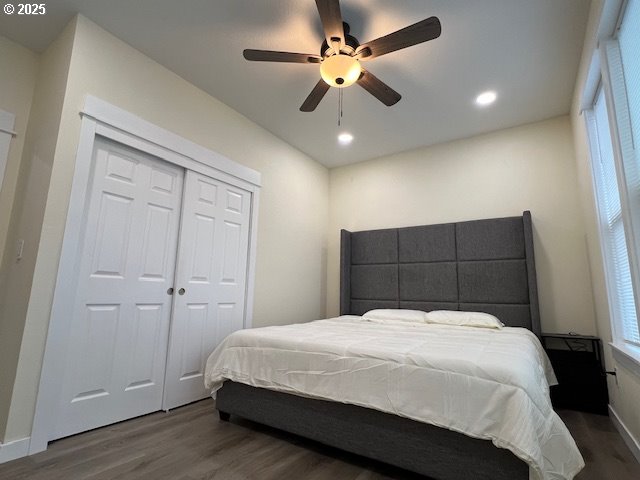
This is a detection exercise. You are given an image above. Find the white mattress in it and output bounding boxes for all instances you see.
[204,316,584,480]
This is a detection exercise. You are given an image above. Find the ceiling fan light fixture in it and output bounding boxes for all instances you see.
[320,54,361,88]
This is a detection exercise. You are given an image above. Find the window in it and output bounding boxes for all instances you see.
[588,88,640,345]
[619,0,640,152]
[586,0,640,349]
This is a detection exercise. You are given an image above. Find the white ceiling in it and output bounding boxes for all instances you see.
[0,1,591,167]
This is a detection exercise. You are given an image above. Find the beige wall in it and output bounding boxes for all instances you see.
[0,35,38,264]
[62,15,329,325]
[569,0,640,447]
[327,116,596,336]
[3,0,637,456]
[1,15,329,442]
[0,23,74,443]
[0,39,39,433]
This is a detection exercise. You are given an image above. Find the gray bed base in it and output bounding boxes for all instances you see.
[217,381,528,479]
[216,212,540,479]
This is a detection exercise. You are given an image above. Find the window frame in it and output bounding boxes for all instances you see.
[584,0,640,363]
[585,85,637,347]
[600,39,640,341]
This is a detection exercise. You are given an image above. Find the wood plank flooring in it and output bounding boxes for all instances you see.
[1,400,639,479]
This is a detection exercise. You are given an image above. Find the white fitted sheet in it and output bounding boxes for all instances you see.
[204,316,584,480]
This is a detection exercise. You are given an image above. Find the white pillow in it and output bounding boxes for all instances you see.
[425,310,504,329]
[362,309,427,323]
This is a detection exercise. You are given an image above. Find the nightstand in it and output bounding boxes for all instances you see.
[541,333,609,415]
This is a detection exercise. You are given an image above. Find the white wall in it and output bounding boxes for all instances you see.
[3,2,637,458]
[0,38,39,434]
[0,25,73,443]
[327,116,596,336]
[1,15,329,443]
[0,36,38,262]
[570,0,640,451]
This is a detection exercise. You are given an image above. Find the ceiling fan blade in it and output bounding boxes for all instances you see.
[357,69,401,106]
[300,79,331,112]
[243,49,322,64]
[315,0,345,47]
[357,16,441,60]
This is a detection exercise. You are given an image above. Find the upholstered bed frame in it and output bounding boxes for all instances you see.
[340,210,541,336]
[216,211,540,479]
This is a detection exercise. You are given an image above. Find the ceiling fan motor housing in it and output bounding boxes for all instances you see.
[320,22,360,57]
[319,22,362,88]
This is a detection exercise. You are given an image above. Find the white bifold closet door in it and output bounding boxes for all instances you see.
[163,171,251,409]
[53,138,251,440]
[54,138,184,439]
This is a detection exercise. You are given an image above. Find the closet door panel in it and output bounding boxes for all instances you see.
[125,303,165,390]
[164,171,251,408]
[219,185,251,334]
[53,138,183,440]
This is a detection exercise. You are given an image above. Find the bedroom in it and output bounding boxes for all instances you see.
[0,0,639,478]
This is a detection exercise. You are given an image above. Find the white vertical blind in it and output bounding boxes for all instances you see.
[619,0,640,156]
[611,0,640,345]
[591,87,640,345]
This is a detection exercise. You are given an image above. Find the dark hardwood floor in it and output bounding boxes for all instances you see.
[1,400,639,479]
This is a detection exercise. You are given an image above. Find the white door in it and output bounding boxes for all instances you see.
[53,138,184,439]
[164,170,251,408]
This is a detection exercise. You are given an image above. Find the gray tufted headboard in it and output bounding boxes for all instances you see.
[340,211,541,337]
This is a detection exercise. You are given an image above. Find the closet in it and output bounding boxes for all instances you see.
[52,136,252,439]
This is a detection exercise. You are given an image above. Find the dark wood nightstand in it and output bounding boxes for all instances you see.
[542,333,609,415]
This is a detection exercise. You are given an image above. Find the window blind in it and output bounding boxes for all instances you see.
[592,87,640,345]
[615,0,640,344]
[619,0,640,156]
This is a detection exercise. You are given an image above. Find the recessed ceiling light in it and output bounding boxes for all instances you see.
[475,91,497,106]
[338,132,354,145]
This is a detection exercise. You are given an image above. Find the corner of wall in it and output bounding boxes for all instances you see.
[568,0,640,450]
[0,35,40,444]
[0,35,40,267]
[0,15,78,444]
[2,10,332,446]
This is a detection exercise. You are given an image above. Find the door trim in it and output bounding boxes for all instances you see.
[0,109,16,193]
[29,95,261,455]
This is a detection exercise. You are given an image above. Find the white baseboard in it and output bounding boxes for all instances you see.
[0,437,30,464]
[609,405,640,464]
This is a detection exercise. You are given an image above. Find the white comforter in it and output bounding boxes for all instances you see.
[204,316,584,480]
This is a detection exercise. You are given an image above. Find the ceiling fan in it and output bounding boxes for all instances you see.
[243,0,442,112]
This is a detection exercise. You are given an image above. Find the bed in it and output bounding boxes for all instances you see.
[204,212,584,480]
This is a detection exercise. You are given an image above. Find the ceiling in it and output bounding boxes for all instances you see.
[0,1,591,168]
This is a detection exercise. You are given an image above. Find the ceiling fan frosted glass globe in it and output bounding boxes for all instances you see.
[320,54,361,88]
